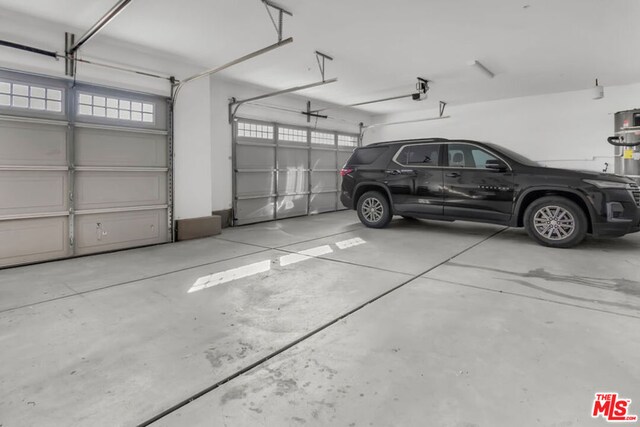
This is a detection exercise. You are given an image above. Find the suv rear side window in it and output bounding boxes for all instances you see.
[395,144,441,166]
[347,146,388,165]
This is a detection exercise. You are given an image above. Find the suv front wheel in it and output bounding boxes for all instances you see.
[524,196,587,248]
[357,191,392,228]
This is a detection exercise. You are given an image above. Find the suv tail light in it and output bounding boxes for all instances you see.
[340,168,353,177]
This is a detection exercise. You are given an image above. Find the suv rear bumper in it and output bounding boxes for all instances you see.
[340,191,354,210]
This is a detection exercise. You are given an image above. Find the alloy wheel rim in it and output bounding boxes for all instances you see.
[362,197,384,222]
[533,205,575,241]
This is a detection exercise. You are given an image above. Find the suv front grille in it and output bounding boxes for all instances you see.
[629,182,640,207]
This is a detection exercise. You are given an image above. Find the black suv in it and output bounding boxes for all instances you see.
[340,138,640,248]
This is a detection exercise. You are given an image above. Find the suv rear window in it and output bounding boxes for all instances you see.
[347,146,388,165]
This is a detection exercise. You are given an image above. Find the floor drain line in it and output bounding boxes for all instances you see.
[136,227,507,426]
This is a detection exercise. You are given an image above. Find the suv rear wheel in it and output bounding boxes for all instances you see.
[357,191,392,228]
[524,196,587,248]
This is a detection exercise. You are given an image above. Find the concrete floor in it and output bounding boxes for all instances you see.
[1,210,639,427]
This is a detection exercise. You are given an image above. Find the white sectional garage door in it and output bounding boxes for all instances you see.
[233,118,358,225]
[0,71,171,268]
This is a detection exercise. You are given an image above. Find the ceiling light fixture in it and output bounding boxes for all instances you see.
[468,60,495,79]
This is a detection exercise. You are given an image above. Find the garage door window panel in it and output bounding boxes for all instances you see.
[78,93,155,124]
[0,80,63,113]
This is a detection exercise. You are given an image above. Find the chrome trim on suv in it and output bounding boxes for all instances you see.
[391,141,513,171]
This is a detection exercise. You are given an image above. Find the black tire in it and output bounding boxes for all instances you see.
[523,196,588,248]
[356,191,392,228]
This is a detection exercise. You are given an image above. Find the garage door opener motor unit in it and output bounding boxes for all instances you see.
[608,108,640,184]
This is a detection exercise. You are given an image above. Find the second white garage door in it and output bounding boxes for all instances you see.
[233,118,358,225]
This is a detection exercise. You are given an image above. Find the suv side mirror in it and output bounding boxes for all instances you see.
[485,159,508,171]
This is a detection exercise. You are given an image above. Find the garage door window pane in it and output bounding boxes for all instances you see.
[30,98,46,110]
[78,92,156,124]
[79,94,92,104]
[279,127,307,143]
[13,84,29,96]
[311,131,335,145]
[0,80,65,114]
[237,122,274,140]
[30,87,46,98]
[338,135,357,147]
[47,101,62,112]
[78,104,92,115]
[47,89,62,101]
[12,96,28,108]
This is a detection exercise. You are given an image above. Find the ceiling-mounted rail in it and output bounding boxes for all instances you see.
[311,77,430,114]
[174,1,296,103]
[65,0,133,76]
[0,40,58,59]
[262,0,293,42]
[315,51,333,82]
[228,77,338,122]
[359,113,451,143]
[0,37,174,82]
[69,0,132,54]
[173,37,294,103]
[364,115,450,131]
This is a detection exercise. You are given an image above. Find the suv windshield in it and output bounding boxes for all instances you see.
[484,142,541,166]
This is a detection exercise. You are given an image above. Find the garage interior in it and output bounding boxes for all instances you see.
[0,1,639,426]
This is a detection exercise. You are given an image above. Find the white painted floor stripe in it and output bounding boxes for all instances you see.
[188,260,271,293]
[279,245,333,267]
[188,238,367,293]
[335,237,366,250]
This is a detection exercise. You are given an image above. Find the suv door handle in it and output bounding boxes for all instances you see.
[446,172,461,178]
[386,169,401,175]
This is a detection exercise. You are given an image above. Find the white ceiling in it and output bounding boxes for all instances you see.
[0,0,639,114]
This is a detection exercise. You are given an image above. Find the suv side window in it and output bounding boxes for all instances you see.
[447,143,499,169]
[395,144,441,166]
[348,146,388,165]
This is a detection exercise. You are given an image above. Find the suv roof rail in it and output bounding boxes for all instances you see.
[365,137,451,147]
